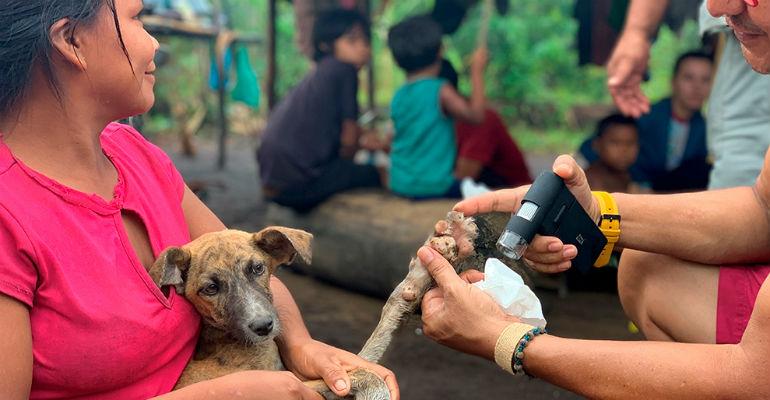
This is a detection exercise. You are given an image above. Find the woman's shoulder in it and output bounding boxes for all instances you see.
[101,121,147,143]
[101,122,165,159]
[100,122,178,182]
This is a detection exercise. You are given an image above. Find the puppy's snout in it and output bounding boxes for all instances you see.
[249,317,274,336]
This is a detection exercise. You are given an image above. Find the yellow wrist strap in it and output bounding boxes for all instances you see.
[494,322,534,375]
[592,191,620,267]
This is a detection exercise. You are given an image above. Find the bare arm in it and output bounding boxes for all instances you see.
[0,294,32,400]
[614,148,770,263]
[621,0,668,37]
[454,158,484,181]
[339,120,360,159]
[419,247,770,400]
[181,184,226,240]
[526,278,770,399]
[440,48,487,124]
[607,0,668,117]
[151,370,324,399]
[611,187,770,264]
[454,155,770,271]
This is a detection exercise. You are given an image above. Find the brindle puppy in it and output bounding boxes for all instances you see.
[149,227,389,399]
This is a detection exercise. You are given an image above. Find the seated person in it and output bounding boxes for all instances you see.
[387,15,488,199]
[580,51,714,192]
[438,59,532,189]
[257,9,388,213]
[584,114,640,193]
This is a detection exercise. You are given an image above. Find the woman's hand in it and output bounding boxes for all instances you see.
[418,246,518,361]
[153,370,324,400]
[281,339,399,400]
[453,155,600,273]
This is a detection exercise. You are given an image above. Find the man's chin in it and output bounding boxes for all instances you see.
[740,45,770,74]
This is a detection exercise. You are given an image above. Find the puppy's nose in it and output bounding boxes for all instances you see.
[249,318,274,336]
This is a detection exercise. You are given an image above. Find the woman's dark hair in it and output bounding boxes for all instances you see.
[388,15,443,73]
[0,0,132,116]
[312,8,371,62]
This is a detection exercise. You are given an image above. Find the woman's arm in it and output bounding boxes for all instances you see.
[0,293,32,400]
[181,184,227,240]
[151,370,323,400]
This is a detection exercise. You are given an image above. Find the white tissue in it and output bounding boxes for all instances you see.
[460,177,492,199]
[472,258,547,328]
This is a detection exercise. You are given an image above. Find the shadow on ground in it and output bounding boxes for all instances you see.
[159,134,642,400]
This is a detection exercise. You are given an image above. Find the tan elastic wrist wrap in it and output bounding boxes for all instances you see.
[494,322,535,374]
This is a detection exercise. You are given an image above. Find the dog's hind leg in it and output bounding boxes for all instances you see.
[303,368,390,400]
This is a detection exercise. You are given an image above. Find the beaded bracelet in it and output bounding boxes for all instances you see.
[512,326,547,376]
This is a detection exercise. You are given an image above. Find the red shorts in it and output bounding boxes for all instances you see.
[716,264,770,344]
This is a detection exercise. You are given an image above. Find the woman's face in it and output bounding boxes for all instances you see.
[78,0,159,120]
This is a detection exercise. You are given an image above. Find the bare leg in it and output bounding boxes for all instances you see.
[617,249,718,344]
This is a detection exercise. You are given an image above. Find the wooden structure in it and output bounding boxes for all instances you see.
[141,14,262,169]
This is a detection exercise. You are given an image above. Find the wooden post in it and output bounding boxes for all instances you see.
[267,0,277,110]
[366,0,375,116]
[216,40,229,170]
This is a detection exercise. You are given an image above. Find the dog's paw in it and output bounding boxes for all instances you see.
[429,211,478,263]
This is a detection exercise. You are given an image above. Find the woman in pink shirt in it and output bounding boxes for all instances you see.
[0,1,398,399]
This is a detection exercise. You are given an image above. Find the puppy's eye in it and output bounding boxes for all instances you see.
[200,283,219,296]
[248,262,266,277]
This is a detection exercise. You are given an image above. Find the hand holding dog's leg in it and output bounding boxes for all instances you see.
[282,339,398,400]
[271,277,399,399]
[418,247,519,360]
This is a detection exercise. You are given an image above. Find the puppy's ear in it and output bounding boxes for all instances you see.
[253,227,313,266]
[149,247,192,295]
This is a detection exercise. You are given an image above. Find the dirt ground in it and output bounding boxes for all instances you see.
[159,133,642,400]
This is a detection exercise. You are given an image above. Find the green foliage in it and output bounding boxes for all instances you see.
[443,0,608,128]
[146,0,704,152]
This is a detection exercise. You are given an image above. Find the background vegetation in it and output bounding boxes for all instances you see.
[147,0,702,153]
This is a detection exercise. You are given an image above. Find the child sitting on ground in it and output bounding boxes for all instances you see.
[387,15,487,199]
[438,59,532,189]
[257,8,389,212]
[583,114,640,193]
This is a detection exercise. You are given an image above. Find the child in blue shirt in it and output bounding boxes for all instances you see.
[387,15,488,198]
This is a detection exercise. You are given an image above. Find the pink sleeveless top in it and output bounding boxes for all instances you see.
[0,123,199,399]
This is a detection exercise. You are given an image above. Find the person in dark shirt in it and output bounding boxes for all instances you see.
[584,114,640,193]
[257,9,388,212]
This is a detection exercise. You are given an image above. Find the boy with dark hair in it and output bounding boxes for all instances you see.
[438,59,533,189]
[584,114,640,193]
[580,50,713,192]
[387,15,487,198]
[257,8,388,212]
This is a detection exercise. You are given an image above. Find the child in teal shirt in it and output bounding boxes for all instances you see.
[387,15,488,198]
